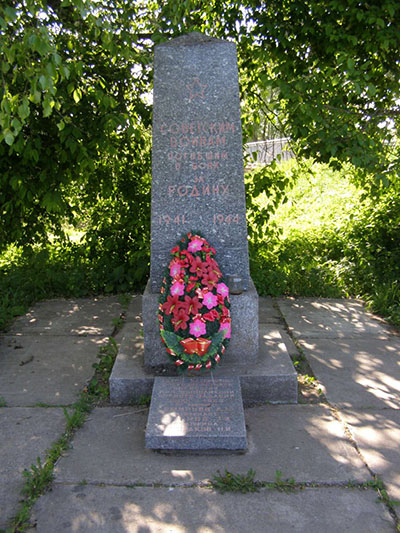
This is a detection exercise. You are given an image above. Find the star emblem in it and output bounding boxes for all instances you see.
[186,77,208,100]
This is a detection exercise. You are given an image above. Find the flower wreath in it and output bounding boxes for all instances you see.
[159,232,231,373]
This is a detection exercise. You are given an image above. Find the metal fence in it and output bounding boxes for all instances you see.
[245,138,294,166]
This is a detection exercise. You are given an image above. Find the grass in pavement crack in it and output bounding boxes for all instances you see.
[210,469,297,494]
[10,391,94,532]
[9,307,128,532]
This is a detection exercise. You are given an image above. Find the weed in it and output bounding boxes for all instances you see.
[63,407,86,432]
[0,396,7,407]
[210,469,259,494]
[264,470,297,493]
[303,374,316,385]
[118,294,131,309]
[89,337,119,399]
[9,336,113,531]
[21,458,54,500]
[112,316,124,331]
[136,394,152,407]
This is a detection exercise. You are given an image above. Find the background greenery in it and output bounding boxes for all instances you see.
[1,1,400,330]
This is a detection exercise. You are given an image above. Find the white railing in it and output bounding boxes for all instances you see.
[245,138,293,165]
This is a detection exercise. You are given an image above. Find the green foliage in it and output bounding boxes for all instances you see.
[0,241,148,331]
[0,0,153,249]
[137,394,152,407]
[211,469,259,494]
[210,469,297,494]
[248,158,400,326]
[156,1,400,187]
[266,470,297,493]
[21,458,54,501]
[88,337,119,399]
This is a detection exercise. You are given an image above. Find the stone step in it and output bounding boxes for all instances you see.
[109,322,298,406]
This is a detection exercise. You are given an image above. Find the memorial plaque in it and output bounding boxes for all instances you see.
[145,377,247,451]
[150,32,250,292]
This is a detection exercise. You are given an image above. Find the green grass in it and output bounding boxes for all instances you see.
[247,159,400,326]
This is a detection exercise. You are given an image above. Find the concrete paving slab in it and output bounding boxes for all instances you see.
[261,327,299,358]
[341,408,400,503]
[299,338,400,409]
[124,294,143,324]
[277,297,392,339]
[0,334,108,406]
[55,405,368,486]
[258,296,282,324]
[0,407,66,528]
[6,296,122,336]
[30,485,394,533]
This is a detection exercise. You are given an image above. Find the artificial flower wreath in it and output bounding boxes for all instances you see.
[159,232,231,372]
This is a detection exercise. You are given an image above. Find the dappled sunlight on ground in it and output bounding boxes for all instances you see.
[303,406,360,469]
[298,337,400,409]
[342,409,400,501]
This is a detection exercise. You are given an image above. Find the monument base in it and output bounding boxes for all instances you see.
[142,278,259,371]
[109,317,298,406]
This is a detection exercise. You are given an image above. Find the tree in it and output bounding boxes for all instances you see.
[2,0,400,252]
[0,0,154,249]
[154,0,400,188]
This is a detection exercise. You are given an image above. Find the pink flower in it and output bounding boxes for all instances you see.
[170,280,185,296]
[169,260,182,279]
[203,291,218,310]
[189,318,206,338]
[217,283,229,299]
[219,320,231,339]
[188,236,204,253]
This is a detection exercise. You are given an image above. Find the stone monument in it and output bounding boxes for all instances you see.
[142,32,259,371]
[109,33,297,413]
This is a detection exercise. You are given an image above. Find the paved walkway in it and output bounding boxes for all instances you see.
[0,296,399,532]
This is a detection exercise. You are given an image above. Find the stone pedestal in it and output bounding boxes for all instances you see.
[142,278,258,371]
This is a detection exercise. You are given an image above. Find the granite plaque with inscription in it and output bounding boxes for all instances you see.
[145,376,247,451]
[150,32,250,292]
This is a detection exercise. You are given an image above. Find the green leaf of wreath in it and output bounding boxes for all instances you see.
[205,331,226,358]
[160,329,185,356]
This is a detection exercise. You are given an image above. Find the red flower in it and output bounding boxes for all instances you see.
[203,309,220,321]
[171,307,189,332]
[182,295,203,315]
[186,275,199,292]
[221,305,230,319]
[170,246,180,254]
[161,294,181,315]
[217,294,225,305]
[189,255,207,278]
[201,271,219,289]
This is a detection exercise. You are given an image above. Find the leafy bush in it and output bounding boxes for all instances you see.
[247,159,400,325]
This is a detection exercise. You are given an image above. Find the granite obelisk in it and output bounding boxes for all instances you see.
[142,32,258,370]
